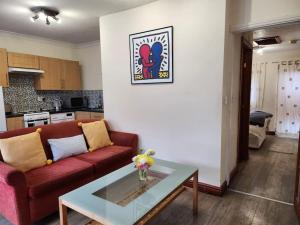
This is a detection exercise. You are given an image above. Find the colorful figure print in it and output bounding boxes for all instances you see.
[138,44,153,79]
[130,26,173,84]
[150,42,163,79]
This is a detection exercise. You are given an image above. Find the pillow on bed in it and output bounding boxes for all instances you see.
[48,134,88,161]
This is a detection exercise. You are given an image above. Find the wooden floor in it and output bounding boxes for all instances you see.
[230,135,297,204]
[0,136,298,225]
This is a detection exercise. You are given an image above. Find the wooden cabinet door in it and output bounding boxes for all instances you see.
[36,57,62,90]
[6,117,24,131]
[0,48,9,87]
[61,60,81,90]
[90,112,104,120]
[8,52,39,69]
[75,112,91,120]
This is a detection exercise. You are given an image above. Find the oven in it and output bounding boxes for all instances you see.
[24,112,51,128]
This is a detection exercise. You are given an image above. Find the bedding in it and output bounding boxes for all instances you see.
[249,117,271,149]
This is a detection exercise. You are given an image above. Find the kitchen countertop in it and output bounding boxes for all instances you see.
[6,108,104,118]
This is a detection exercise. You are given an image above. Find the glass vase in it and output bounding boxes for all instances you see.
[138,169,148,181]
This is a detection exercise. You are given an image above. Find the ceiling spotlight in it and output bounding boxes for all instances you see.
[46,17,50,25]
[53,16,61,24]
[290,39,298,44]
[30,14,39,22]
[30,7,61,25]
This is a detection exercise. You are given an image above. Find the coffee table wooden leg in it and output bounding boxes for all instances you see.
[193,171,198,215]
[59,200,68,225]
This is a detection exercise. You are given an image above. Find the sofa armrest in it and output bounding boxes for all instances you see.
[109,131,138,152]
[0,161,26,186]
[0,162,31,225]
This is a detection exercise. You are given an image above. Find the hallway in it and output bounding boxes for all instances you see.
[230,135,297,204]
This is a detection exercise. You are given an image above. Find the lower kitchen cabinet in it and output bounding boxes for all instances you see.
[90,112,104,120]
[75,111,92,120]
[6,117,24,131]
[75,112,104,120]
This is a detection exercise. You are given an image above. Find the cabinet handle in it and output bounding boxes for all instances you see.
[6,73,9,86]
[61,79,65,89]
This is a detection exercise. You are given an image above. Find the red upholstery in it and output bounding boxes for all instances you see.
[0,162,30,225]
[0,120,138,225]
[29,175,93,222]
[76,145,134,177]
[25,157,94,199]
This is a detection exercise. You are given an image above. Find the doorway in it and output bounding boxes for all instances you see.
[232,23,300,220]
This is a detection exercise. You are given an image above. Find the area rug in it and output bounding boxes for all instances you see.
[267,136,298,155]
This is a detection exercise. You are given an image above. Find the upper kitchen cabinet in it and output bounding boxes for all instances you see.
[0,48,9,87]
[7,52,40,69]
[35,57,82,90]
[61,60,81,90]
[35,57,62,90]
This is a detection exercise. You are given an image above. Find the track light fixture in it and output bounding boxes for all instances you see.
[30,7,61,25]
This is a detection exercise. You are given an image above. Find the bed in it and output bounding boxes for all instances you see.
[248,111,273,149]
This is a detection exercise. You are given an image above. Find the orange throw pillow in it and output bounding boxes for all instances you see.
[0,129,47,172]
[79,120,113,152]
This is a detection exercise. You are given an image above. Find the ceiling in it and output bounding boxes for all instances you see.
[0,0,157,43]
[253,23,300,53]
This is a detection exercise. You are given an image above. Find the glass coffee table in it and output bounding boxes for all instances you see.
[59,158,198,225]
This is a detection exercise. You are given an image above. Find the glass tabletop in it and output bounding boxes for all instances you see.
[60,158,197,225]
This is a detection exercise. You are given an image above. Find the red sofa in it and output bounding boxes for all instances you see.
[0,120,138,225]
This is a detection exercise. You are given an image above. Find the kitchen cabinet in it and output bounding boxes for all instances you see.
[61,60,81,90]
[75,112,104,120]
[75,111,91,120]
[0,48,9,87]
[35,57,62,90]
[6,117,24,131]
[90,112,104,120]
[8,52,40,69]
[35,57,81,90]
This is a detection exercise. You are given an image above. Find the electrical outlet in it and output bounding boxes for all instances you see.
[37,96,45,102]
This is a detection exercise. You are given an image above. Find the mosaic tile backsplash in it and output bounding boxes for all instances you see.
[3,74,103,113]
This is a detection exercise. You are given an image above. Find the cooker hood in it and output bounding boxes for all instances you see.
[8,67,44,75]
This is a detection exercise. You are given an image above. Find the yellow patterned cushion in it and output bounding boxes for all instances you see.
[80,120,113,152]
[0,130,47,172]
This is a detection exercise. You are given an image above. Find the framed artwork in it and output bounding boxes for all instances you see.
[129,26,173,84]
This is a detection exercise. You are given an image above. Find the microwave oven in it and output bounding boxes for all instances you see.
[64,97,88,109]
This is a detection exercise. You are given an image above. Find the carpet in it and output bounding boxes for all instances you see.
[266,136,298,155]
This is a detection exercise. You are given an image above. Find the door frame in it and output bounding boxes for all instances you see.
[295,133,300,221]
[237,37,253,162]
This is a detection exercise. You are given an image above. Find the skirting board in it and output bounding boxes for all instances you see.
[266,131,276,135]
[185,180,227,196]
[185,166,239,196]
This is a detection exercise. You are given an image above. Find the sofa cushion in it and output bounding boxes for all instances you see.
[76,145,133,176]
[80,120,113,152]
[25,157,94,199]
[0,130,47,172]
[48,134,88,161]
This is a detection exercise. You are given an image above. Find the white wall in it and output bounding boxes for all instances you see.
[0,30,76,60]
[231,0,300,31]
[100,0,227,186]
[252,49,300,132]
[0,30,102,90]
[75,42,102,90]
[221,0,242,183]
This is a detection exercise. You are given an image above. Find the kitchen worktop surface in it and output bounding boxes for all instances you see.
[6,108,104,118]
